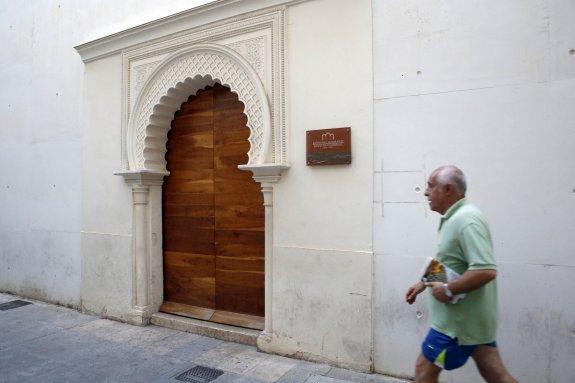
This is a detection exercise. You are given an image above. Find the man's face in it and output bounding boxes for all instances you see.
[425,173,448,214]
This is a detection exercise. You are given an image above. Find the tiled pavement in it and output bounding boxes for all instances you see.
[0,293,410,383]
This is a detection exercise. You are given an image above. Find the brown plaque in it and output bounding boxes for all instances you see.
[306,127,351,166]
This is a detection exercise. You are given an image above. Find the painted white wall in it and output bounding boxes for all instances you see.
[372,0,575,382]
[81,53,135,319]
[0,0,211,307]
[267,0,374,370]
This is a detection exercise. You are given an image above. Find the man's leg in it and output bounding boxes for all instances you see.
[415,353,442,383]
[471,345,517,383]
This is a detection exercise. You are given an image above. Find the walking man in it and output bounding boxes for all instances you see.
[405,166,517,383]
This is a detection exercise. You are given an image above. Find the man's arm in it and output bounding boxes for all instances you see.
[405,281,426,304]
[448,268,496,294]
[426,269,497,303]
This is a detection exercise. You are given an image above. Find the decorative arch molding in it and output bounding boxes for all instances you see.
[127,43,272,171]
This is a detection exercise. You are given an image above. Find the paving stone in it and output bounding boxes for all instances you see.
[276,360,333,383]
[241,352,299,382]
[193,341,254,369]
[2,319,180,382]
[231,376,270,383]
[71,318,177,347]
[326,367,411,383]
[214,347,267,375]
[162,332,223,362]
[306,375,351,383]
[211,372,243,383]
[0,348,55,383]
[293,360,332,374]
[277,368,322,383]
[0,303,96,349]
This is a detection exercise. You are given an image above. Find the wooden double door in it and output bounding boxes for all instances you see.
[161,83,264,330]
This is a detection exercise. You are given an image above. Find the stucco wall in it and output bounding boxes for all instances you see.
[0,1,84,306]
[267,0,373,370]
[372,0,575,382]
[0,0,212,308]
[81,53,134,319]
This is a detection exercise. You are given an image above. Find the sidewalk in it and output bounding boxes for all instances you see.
[0,293,409,383]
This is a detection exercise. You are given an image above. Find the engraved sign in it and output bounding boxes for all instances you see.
[306,127,351,166]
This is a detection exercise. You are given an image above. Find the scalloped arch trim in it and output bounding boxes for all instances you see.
[127,44,272,171]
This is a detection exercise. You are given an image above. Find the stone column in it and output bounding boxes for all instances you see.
[259,181,275,334]
[132,185,150,316]
[116,170,168,325]
[238,164,287,347]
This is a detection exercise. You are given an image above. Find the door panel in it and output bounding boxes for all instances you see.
[213,84,264,317]
[163,88,215,310]
[163,252,215,307]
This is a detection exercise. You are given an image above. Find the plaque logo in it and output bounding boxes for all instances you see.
[321,132,335,141]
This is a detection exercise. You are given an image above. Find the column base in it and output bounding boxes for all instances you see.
[125,306,153,326]
[256,331,274,350]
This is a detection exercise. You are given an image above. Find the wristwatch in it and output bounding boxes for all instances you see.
[442,283,454,301]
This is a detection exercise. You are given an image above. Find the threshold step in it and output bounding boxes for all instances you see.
[160,301,264,330]
[150,312,261,346]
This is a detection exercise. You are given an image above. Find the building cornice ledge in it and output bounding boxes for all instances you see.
[74,0,305,63]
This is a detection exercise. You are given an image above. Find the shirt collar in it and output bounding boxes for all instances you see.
[439,198,467,228]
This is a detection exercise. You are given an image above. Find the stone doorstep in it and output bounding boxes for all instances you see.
[150,312,260,346]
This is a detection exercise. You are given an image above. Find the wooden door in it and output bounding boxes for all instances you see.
[161,84,264,330]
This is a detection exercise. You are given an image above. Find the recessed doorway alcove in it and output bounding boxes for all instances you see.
[115,43,287,348]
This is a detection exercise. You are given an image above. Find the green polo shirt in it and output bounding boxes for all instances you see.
[429,198,498,345]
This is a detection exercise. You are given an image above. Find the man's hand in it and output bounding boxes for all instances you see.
[405,281,426,304]
[425,282,451,303]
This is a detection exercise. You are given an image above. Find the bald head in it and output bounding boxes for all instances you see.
[432,165,467,197]
[425,165,467,214]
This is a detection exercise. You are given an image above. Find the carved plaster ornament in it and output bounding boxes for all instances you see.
[122,7,287,170]
[128,44,271,172]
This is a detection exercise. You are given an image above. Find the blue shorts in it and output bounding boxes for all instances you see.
[421,328,497,371]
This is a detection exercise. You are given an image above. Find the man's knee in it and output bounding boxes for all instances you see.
[472,345,517,383]
[415,354,441,383]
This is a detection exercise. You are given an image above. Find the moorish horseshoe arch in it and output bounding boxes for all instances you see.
[117,43,287,346]
[127,43,272,171]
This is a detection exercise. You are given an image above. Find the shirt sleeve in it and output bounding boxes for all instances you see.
[459,222,497,270]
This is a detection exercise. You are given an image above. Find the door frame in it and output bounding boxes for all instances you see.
[116,45,288,347]
[162,83,266,326]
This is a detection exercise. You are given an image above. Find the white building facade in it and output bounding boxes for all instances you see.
[1,1,573,382]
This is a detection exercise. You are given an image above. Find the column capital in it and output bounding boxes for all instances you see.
[115,170,169,186]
